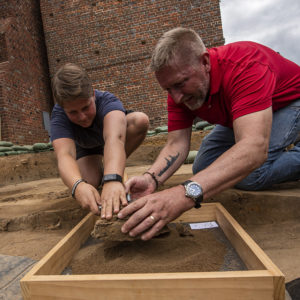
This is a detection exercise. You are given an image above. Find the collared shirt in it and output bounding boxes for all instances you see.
[168,41,300,131]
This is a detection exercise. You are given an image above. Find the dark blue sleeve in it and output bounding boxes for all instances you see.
[96,91,126,119]
[50,104,75,142]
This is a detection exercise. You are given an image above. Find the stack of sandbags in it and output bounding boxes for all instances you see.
[146,122,215,137]
[0,141,53,157]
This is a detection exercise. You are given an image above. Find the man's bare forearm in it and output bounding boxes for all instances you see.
[191,139,267,200]
[147,145,187,184]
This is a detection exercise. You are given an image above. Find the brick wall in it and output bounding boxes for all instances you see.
[0,0,224,143]
[41,0,224,128]
[0,0,52,144]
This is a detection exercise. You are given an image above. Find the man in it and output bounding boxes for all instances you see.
[50,63,149,218]
[118,27,300,240]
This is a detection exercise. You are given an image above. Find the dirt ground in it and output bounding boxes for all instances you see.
[0,130,299,286]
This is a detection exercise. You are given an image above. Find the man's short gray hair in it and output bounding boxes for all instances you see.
[149,27,206,72]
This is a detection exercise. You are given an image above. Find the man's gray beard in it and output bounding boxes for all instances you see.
[184,97,205,110]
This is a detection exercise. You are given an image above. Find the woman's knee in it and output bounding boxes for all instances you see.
[126,112,149,133]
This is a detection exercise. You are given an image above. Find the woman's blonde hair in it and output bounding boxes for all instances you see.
[52,63,93,107]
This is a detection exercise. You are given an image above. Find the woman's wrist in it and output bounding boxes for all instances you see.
[71,179,87,198]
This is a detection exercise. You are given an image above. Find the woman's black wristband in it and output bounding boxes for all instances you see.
[143,171,159,190]
[71,179,87,198]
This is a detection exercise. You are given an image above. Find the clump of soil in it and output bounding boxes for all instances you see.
[91,215,170,242]
[70,224,227,274]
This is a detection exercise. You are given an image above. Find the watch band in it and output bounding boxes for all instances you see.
[101,174,123,186]
[181,180,192,186]
[181,180,203,209]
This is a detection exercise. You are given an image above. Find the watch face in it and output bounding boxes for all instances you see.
[187,183,202,197]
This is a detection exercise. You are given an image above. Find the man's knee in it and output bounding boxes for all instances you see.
[235,170,267,191]
[192,151,206,174]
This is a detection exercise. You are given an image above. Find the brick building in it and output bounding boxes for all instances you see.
[0,0,224,144]
[0,0,52,144]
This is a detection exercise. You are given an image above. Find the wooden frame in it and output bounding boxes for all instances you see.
[20,203,285,300]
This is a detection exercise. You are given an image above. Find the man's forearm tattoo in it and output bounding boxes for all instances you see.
[158,152,180,176]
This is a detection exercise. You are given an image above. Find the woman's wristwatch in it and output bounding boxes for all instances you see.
[101,174,123,186]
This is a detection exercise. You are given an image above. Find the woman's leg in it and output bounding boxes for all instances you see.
[125,112,149,157]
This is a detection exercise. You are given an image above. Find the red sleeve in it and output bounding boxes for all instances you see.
[167,94,194,131]
[225,62,276,121]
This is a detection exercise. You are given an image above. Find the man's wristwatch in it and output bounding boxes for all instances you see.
[181,180,203,208]
[101,174,123,186]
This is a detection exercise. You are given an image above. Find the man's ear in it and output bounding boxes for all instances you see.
[201,52,211,72]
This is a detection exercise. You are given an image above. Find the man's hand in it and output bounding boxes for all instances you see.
[118,185,195,240]
[125,174,157,200]
[74,182,101,214]
[100,181,128,219]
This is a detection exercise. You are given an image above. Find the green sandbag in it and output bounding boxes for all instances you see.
[195,121,210,130]
[155,126,168,133]
[23,145,34,151]
[0,146,13,152]
[184,150,198,164]
[12,145,29,151]
[0,152,5,157]
[4,151,18,156]
[147,130,156,136]
[0,141,13,147]
[33,143,49,151]
[203,125,215,131]
[17,150,30,155]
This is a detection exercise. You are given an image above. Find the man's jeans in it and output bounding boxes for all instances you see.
[192,99,300,191]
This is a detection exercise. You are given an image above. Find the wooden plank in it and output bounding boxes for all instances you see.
[215,203,283,273]
[21,203,284,300]
[215,203,285,300]
[175,203,216,223]
[21,213,96,299]
[22,213,95,277]
[21,271,275,300]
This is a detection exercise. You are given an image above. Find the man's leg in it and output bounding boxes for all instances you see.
[236,99,300,190]
[193,99,300,191]
[125,112,149,157]
[192,125,235,174]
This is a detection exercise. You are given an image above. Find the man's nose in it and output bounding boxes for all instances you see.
[170,88,183,104]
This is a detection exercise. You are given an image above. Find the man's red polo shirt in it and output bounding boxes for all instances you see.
[167,41,300,131]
